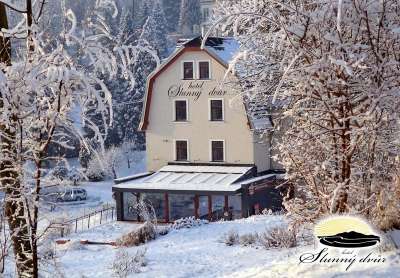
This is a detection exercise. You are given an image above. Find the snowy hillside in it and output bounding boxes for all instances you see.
[55,215,400,278]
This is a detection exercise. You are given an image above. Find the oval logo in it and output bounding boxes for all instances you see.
[314,216,380,248]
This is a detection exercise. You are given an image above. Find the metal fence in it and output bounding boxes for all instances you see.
[56,204,116,237]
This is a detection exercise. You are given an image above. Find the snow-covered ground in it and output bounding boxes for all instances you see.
[5,151,400,277]
[43,151,146,221]
[55,215,400,278]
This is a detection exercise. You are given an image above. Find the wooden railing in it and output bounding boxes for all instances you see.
[54,204,116,237]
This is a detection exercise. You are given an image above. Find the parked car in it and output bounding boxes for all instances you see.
[56,188,87,202]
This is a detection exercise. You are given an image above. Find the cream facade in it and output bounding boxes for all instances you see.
[113,37,286,223]
[140,38,274,173]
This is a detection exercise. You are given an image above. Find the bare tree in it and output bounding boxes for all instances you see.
[212,0,400,226]
[0,0,159,276]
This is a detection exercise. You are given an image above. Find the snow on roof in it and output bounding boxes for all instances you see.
[240,174,276,185]
[159,165,253,174]
[177,36,240,65]
[245,95,277,131]
[204,38,239,65]
[113,165,254,192]
[114,172,153,184]
[250,117,273,131]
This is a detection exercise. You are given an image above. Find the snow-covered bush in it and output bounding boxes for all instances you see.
[111,248,147,277]
[49,165,68,180]
[169,217,209,230]
[67,167,85,186]
[157,226,170,236]
[116,222,156,247]
[221,230,239,246]
[259,227,297,249]
[85,146,124,181]
[85,164,106,182]
[239,233,258,247]
[261,209,285,216]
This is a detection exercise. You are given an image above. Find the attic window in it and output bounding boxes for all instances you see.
[183,61,194,79]
[199,61,210,79]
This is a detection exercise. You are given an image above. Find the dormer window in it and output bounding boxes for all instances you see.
[174,100,188,121]
[199,61,210,79]
[183,61,194,79]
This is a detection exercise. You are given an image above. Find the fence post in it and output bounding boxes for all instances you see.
[59,205,116,236]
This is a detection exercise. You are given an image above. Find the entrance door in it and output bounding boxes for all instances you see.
[198,196,209,219]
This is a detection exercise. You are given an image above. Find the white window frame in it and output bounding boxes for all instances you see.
[181,60,195,80]
[209,139,225,162]
[174,139,190,161]
[197,60,211,80]
[208,98,225,121]
[173,99,189,122]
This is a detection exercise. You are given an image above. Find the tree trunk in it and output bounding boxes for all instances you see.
[0,3,35,277]
[112,166,118,180]
[1,117,34,277]
[331,106,351,213]
[0,4,11,65]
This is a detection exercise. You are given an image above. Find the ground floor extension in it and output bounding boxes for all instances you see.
[112,165,285,223]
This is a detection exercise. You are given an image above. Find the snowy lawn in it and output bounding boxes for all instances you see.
[56,215,400,278]
[42,152,146,221]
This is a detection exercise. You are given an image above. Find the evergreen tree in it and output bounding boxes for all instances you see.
[135,0,151,28]
[82,1,170,154]
[104,10,147,149]
[178,0,201,36]
[140,0,169,57]
[91,2,169,150]
[162,0,182,33]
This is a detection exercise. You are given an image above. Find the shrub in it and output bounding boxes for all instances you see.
[157,226,170,236]
[85,146,124,181]
[259,227,297,249]
[262,208,273,216]
[67,167,84,185]
[85,163,106,182]
[50,165,68,180]
[261,208,284,216]
[239,233,258,246]
[111,248,146,277]
[169,217,209,230]
[116,222,156,247]
[221,230,239,246]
